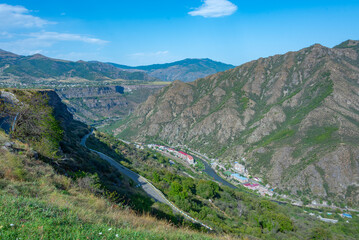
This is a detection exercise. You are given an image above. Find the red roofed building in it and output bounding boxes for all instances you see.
[177,151,195,165]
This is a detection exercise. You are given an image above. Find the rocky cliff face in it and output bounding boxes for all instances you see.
[56,85,165,125]
[115,40,359,205]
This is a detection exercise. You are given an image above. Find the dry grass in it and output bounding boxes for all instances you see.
[0,136,238,239]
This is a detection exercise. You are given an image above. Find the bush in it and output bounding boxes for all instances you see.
[196,180,220,199]
[0,151,27,181]
[2,91,63,159]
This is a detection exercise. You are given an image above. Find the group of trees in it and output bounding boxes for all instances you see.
[87,132,297,236]
[0,90,63,158]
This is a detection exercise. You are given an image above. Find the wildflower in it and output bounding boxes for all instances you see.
[116,234,119,237]
[10,224,15,227]
[108,228,112,231]
[99,232,102,235]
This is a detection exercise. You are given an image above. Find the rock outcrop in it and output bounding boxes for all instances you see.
[56,85,165,125]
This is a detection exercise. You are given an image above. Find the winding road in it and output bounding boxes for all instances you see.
[80,131,213,231]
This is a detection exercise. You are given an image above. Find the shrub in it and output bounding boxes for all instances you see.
[0,151,27,181]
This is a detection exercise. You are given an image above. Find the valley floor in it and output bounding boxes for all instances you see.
[135,141,359,219]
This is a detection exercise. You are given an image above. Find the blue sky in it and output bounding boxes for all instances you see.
[0,0,358,66]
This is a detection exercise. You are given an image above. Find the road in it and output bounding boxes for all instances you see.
[80,131,213,231]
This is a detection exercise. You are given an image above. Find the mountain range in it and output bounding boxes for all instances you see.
[108,58,235,82]
[0,49,155,83]
[0,49,234,85]
[114,40,359,206]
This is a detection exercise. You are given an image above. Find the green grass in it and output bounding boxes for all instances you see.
[0,137,218,240]
[0,195,214,240]
[257,129,295,147]
[303,126,339,145]
[251,150,274,174]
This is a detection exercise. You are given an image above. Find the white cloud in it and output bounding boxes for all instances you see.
[0,4,108,60]
[0,31,13,38]
[189,0,238,18]
[0,4,53,29]
[129,51,169,57]
[127,51,171,65]
[28,31,108,44]
[0,31,108,56]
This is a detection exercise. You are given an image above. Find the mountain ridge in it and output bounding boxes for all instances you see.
[0,50,157,83]
[108,58,235,82]
[114,40,359,206]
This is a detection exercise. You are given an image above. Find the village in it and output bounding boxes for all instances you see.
[138,143,356,224]
[144,143,274,197]
[146,144,196,165]
[210,159,275,197]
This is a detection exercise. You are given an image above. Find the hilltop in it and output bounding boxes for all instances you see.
[114,40,359,206]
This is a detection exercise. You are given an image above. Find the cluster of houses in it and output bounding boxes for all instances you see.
[147,144,195,165]
[212,159,274,197]
[307,211,353,224]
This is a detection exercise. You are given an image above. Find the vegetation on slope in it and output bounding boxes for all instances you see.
[87,131,359,240]
[0,89,225,239]
[0,50,156,82]
[0,131,218,240]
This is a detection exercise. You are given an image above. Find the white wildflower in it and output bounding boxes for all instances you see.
[99,232,102,235]
[10,224,15,227]
[108,228,112,231]
[116,234,119,237]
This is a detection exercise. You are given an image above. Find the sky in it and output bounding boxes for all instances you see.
[0,0,358,66]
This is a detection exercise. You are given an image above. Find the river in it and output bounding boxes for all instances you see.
[195,156,237,189]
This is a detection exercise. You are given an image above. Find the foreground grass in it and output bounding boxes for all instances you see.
[0,131,223,240]
[0,195,215,240]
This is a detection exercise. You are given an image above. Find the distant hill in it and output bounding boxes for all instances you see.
[108,58,235,82]
[0,50,157,84]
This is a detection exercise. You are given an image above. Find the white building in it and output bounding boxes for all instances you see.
[234,162,246,175]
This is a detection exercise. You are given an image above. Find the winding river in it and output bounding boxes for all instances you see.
[194,156,237,189]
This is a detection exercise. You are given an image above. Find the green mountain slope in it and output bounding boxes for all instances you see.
[108,58,235,82]
[114,40,359,206]
[0,50,157,84]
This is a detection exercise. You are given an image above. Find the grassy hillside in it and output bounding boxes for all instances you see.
[0,89,223,239]
[0,131,217,240]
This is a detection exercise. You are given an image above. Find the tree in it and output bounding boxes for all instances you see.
[152,171,160,183]
[169,181,183,197]
[182,178,195,194]
[260,199,277,211]
[1,90,63,158]
[310,227,332,240]
[196,180,220,199]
